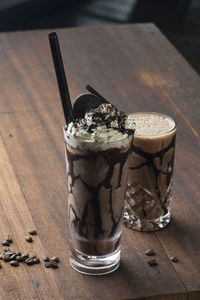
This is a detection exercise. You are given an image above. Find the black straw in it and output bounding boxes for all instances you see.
[48,32,73,124]
[86,85,110,104]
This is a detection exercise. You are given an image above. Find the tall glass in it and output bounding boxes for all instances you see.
[64,128,133,275]
[124,112,177,231]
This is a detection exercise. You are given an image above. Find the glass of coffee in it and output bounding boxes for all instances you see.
[64,103,135,275]
[124,112,177,231]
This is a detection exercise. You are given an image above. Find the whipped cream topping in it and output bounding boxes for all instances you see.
[65,104,135,144]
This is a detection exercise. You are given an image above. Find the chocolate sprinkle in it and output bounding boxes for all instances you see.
[68,103,135,136]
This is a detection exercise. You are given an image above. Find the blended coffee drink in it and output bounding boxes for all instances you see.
[64,103,135,275]
[124,112,176,231]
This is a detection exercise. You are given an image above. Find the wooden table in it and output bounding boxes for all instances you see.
[0,24,199,300]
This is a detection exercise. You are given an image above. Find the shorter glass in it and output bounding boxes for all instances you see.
[124,112,177,231]
[64,128,133,275]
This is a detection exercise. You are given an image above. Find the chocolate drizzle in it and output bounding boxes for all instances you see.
[131,135,176,201]
[69,103,135,136]
[66,142,132,255]
[124,132,176,232]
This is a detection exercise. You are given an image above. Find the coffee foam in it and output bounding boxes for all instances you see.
[129,113,175,137]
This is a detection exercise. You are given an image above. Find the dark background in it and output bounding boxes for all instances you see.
[0,0,200,74]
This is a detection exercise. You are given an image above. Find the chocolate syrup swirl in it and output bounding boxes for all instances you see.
[66,142,132,255]
[130,136,176,203]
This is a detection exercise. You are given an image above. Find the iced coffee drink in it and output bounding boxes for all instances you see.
[64,103,135,275]
[124,112,176,231]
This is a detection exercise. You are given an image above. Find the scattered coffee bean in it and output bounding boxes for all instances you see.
[22,254,29,260]
[0,231,62,271]
[25,257,33,263]
[43,256,50,262]
[145,249,155,256]
[25,258,34,265]
[29,256,36,260]
[51,256,59,263]
[25,236,33,243]
[45,262,51,268]
[5,251,15,256]
[10,260,19,267]
[16,256,23,262]
[147,259,158,266]
[6,236,13,244]
[50,261,58,268]
[2,241,9,246]
[3,247,10,252]
[29,230,37,236]
[170,256,179,263]
[10,254,16,260]
[33,258,40,264]
[3,254,11,262]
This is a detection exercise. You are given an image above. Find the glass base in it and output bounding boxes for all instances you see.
[70,247,120,275]
[124,211,170,232]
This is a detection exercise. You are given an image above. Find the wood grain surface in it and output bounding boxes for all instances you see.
[0,24,199,300]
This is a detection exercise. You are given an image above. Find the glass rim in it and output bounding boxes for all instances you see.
[129,112,177,137]
[63,125,133,145]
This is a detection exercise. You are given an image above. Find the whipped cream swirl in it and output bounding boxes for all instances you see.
[65,104,135,144]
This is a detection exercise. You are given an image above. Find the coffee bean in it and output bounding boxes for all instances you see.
[16,256,23,262]
[25,236,33,243]
[5,251,15,256]
[43,256,50,262]
[6,236,13,243]
[29,256,36,260]
[50,261,58,268]
[3,254,11,262]
[145,249,155,256]
[147,259,158,266]
[15,252,21,257]
[170,256,179,263]
[45,262,51,268]
[22,254,29,260]
[0,262,1,268]
[29,230,37,236]
[2,241,9,246]
[33,258,40,264]
[25,257,32,262]
[10,254,16,260]
[10,260,19,267]
[51,256,59,263]
[3,247,10,252]
[25,258,34,265]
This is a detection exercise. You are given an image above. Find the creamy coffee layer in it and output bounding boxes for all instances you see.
[66,141,131,255]
[65,103,134,255]
[124,112,176,231]
[132,113,175,136]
